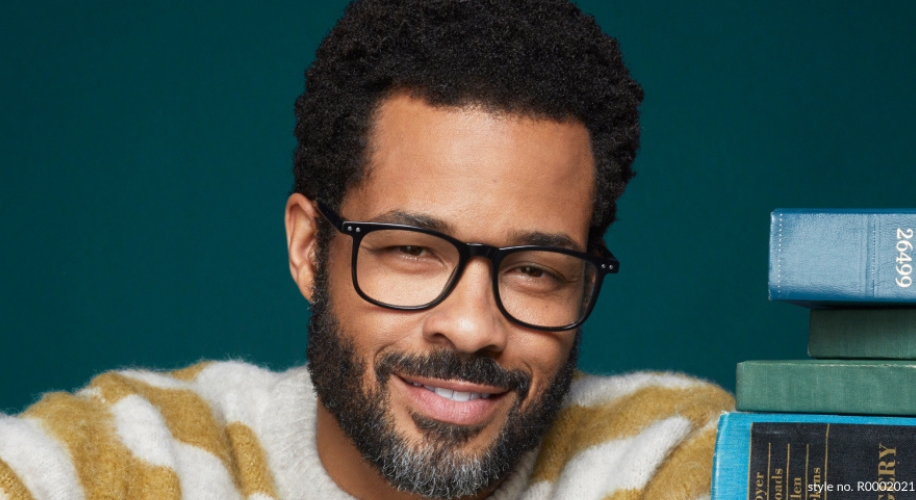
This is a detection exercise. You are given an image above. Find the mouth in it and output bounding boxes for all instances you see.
[395,374,512,427]
[408,382,493,401]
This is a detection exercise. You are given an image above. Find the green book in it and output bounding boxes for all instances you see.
[737,359,916,415]
[809,308,916,359]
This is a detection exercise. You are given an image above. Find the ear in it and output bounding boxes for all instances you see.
[285,193,322,302]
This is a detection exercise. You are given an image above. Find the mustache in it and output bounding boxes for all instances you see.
[375,350,531,398]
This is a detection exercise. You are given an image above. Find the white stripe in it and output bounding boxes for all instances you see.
[0,416,86,500]
[565,372,706,408]
[520,417,692,500]
[191,362,278,429]
[174,441,243,500]
[248,493,275,500]
[111,395,177,468]
[518,481,551,500]
[0,487,10,500]
[258,368,330,500]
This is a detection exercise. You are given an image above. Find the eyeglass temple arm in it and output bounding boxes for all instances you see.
[594,240,620,274]
[592,239,614,259]
[316,201,345,230]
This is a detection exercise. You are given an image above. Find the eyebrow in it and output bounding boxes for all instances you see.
[368,210,582,251]
[371,210,453,233]
[507,231,581,251]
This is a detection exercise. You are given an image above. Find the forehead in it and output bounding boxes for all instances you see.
[342,94,596,248]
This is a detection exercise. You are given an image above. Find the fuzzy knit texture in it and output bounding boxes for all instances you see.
[0,361,734,500]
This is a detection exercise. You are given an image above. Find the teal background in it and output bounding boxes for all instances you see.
[3,1,916,412]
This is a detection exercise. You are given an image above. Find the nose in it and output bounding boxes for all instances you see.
[420,257,510,354]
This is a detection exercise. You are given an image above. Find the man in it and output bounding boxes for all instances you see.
[0,0,733,499]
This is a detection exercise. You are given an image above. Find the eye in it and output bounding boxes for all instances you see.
[397,245,429,257]
[508,264,562,282]
[518,265,546,278]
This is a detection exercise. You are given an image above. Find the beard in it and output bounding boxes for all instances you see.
[305,251,579,499]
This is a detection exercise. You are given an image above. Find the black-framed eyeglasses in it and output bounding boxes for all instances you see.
[317,202,619,332]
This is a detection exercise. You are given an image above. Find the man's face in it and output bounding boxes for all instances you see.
[303,93,596,498]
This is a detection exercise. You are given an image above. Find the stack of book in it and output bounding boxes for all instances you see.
[712,209,916,499]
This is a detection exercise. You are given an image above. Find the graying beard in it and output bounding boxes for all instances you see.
[379,437,504,498]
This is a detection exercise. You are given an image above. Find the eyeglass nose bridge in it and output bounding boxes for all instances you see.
[440,242,507,317]
[464,242,500,260]
[458,242,507,281]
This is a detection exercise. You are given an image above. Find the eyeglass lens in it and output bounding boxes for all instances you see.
[354,229,598,328]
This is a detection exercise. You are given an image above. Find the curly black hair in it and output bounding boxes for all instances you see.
[294,0,643,246]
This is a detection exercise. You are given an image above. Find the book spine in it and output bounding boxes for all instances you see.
[768,210,916,306]
[808,308,916,359]
[712,413,916,500]
[736,360,916,415]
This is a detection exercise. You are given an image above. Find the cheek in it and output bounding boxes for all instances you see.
[509,330,576,396]
[324,236,359,319]
[325,237,423,361]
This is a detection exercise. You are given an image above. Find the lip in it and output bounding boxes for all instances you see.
[399,374,509,395]
[394,374,511,426]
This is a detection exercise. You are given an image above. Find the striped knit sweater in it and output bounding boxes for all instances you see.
[0,361,734,500]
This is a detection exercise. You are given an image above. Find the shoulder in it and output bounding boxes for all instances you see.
[523,371,734,500]
[74,360,298,431]
[562,370,734,417]
[0,360,308,500]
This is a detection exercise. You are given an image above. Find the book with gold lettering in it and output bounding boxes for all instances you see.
[712,412,916,500]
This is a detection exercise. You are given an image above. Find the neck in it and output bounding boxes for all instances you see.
[315,402,496,500]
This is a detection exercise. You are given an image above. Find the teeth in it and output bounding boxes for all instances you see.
[418,384,491,402]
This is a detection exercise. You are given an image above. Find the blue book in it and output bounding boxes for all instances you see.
[712,412,916,500]
[769,209,916,307]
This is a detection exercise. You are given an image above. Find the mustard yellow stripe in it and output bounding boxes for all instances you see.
[641,425,718,500]
[123,463,182,500]
[89,372,242,492]
[90,372,135,403]
[225,422,279,498]
[23,392,181,500]
[170,362,213,382]
[0,456,35,500]
[531,384,734,483]
[601,488,641,500]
